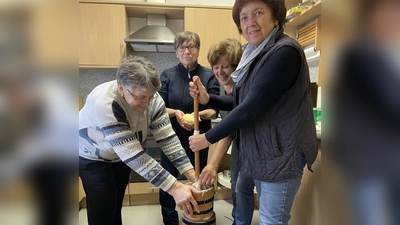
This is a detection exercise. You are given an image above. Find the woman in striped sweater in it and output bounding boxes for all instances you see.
[79,56,200,225]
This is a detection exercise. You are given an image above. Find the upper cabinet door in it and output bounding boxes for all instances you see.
[184,8,241,67]
[79,3,127,68]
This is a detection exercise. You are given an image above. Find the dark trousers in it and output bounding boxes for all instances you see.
[159,147,208,225]
[79,157,131,225]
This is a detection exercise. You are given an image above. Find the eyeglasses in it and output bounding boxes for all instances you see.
[177,45,198,52]
[126,88,158,103]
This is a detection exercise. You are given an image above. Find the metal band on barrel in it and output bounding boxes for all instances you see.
[182,216,216,225]
[196,196,214,205]
[192,207,214,215]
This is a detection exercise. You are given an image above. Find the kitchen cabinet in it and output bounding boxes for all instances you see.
[79,1,240,68]
[285,0,321,31]
[79,3,128,68]
[184,8,241,67]
[284,0,322,86]
[240,35,248,45]
[129,182,160,205]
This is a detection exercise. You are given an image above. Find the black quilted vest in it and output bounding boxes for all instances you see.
[235,28,318,181]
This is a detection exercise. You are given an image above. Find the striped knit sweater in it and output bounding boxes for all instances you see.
[79,80,193,191]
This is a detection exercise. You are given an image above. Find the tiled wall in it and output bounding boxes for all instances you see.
[79,52,178,103]
[79,52,320,102]
[308,59,319,84]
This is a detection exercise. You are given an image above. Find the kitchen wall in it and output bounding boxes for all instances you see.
[80,54,320,102]
[308,59,319,84]
[79,52,179,103]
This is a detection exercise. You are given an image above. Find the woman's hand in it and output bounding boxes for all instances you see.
[183,169,196,183]
[189,133,210,152]
[191,112,202,124]
[175,110,194,131]
[167,181,201,216]
[189,76,210,105]
[199,164,218,187]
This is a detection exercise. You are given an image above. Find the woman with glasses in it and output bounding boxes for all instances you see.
[158,31,220,225]
[79,55,201,225]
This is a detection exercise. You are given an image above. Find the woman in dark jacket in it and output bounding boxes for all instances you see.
[158,31,220,225]
[188,0,318,224]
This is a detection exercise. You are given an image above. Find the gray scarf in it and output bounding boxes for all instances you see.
[231,26,279,84]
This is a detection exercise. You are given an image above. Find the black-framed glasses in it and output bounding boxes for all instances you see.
[177,45,198,52]
[126,88,158,103]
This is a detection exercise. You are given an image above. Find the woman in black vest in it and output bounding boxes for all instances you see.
[188,0,318,224]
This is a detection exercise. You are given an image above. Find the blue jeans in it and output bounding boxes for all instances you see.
[230,140,255,225]
[255,177,301,225]
[254,147,306,225]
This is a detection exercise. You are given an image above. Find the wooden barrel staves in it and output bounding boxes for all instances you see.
[182,186,216,225]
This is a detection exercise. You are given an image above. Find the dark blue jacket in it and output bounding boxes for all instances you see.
[159,62,220,143]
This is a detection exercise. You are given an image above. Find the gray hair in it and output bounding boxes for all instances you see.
[174,31,201,50]
[116,55,161,91]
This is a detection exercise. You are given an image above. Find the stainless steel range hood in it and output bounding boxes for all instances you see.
[124,14,176,52]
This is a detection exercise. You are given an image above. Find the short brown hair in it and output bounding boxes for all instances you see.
[232,0,287,34]
[174,31,201,50]
[207,38,243,69]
